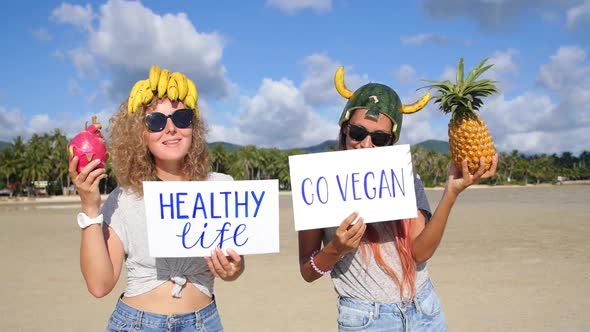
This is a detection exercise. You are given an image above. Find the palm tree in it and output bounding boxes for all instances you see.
[21,134,52,196]
[8,136,26,194]
[210,143,229,173]
[48,129,69,193]
[0,147,17,189]
[229,145,257,180]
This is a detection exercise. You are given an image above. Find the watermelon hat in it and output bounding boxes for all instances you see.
[334,66,431,144]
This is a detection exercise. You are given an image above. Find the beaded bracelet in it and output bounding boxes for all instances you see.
[310,249,333,275]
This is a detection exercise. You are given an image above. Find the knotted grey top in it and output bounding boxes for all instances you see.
[102,172,233,298]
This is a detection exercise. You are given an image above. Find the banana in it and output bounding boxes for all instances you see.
[149,65,161,91]
[194,105,200,119]
[334,66,353,99]
[401,92,431,114]
[186,78,198,103]
[131,89,144,114]
[157,69,170,98]
[167,77,179,100]
[184,95,196,110]
[171,72,188,100]
[141,80,154,104]
[127,80,144,113]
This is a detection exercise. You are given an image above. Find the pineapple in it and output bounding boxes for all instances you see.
[422,57,498,174]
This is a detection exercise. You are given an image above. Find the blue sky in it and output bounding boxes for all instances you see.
[1,0,589,154]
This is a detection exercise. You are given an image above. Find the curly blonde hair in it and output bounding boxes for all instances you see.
[107,97,210,195]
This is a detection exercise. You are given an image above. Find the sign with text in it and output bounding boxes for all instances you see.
[143,179,279,257]
[288,145,417,231]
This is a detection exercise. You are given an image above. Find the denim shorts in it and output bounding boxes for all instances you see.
[337,279,447,332]
[106,296,223,332]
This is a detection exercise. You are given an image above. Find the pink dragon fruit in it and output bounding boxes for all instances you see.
[68,116,108,173]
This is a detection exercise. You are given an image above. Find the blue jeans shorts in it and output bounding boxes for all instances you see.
[106,295,223,332]
[337,279,447,332]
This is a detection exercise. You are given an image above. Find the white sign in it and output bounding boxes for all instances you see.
[143,180,279,257]
[288,144,417,231]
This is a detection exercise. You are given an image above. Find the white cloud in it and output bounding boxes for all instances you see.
[485,49,519,91]
[299,54,368,107]
[51,0,231,103]
[488,49,518,77]
[0,104,117,143]
[500,127,590,155]
[485,93,559,134]
[537,46,590,118]
[50,3,94,30]
[477,86,588,155]
[89,0,229,99]
[538,46,589,91]
[206,124,248,145]
[212,78,338,149]
[400,33,448,46]
[420,0,566,31]
[29,114,51,134]
[265,0,332,14]
[68,48,98,80]
[299,54,339,106]
[566,0,590,29]
[398,101,447,145]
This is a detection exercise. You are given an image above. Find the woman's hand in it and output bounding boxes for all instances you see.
[331,211,366,256]
[205,248,244,281]
[447,154,499,196]
[68,157,107,216]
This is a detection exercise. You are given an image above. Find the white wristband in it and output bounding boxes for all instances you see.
[77,212,103,229]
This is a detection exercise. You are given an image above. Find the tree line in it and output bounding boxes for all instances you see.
[1,130,588,197]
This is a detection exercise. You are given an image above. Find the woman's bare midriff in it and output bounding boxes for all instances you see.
[121,280,211,315]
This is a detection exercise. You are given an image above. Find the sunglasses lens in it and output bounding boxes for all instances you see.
[348,124,392,146]
[171,109,193,128]
[348,125,369,141]
[145,112,167,132]
[370,133,391,147]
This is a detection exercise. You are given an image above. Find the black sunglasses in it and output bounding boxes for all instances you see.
[145,109,194,132]
[347,124,393,147]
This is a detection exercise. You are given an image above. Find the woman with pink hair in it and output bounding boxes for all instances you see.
[297,67,498,331]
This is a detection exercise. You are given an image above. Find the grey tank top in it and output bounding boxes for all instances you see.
[102,172,234,298]
[322,174,432,303]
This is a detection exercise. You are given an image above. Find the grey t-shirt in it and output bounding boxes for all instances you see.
[322,174,431,303]
[102,172,233,298]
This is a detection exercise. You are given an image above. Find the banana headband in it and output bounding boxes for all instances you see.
[127,65,199,117]
[334,66,430,143]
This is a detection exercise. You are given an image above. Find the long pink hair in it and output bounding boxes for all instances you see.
[360,219,417,300]
[339,118,417,300]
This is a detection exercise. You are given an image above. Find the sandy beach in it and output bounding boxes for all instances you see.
[1,185,589,331]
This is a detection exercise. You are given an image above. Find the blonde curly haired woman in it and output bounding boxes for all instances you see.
[69,66,243,331]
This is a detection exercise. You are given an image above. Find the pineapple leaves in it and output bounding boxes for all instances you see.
[456,57,465,93]
[419,56,499,115]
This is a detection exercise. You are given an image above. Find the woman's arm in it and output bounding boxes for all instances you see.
[411,155,498,263]
[298,212,366,282]
[80,225,125,297]
[70,157,125,298]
